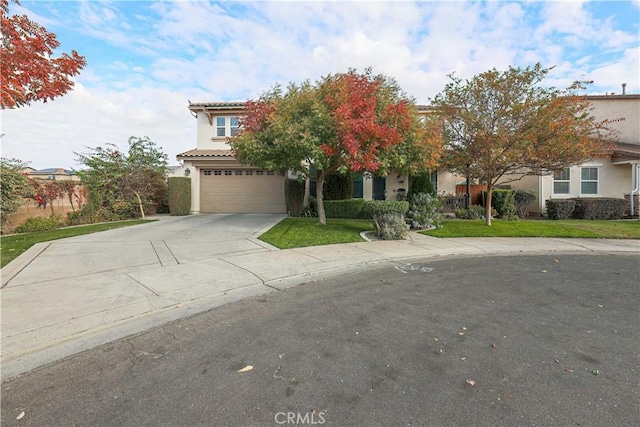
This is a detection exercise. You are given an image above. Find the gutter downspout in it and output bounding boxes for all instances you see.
[631,163,640,219]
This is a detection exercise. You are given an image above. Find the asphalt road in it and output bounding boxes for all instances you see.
[2,254,638,427]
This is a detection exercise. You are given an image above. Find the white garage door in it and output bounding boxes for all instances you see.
[200,169,286,213]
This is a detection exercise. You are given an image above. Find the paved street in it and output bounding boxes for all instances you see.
[2,254,638,427]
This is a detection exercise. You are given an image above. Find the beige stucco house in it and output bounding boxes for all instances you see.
[177,102,440,214]
[500,94,640,216]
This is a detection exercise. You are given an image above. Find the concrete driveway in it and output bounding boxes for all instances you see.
[1,214,287,379]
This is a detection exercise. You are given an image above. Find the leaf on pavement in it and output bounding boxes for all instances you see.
[541,270,547,273]
[238,365,254,373]
[564,368,573,373]
[491,343,498,349]
[16,411,25,420]
[466,379,476,386]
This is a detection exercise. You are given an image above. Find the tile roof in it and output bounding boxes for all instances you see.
[177,149,235,158]
[188,101,246,111]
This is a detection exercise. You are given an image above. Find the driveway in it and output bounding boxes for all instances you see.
[1,214,286,378]
[2,254,638,426]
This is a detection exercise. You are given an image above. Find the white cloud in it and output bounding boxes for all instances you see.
[3,0,638,168]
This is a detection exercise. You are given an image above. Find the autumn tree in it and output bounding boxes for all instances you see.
[1,0,86,108]
[431,63,615,225]
[230,69,441,225]
[75,137,168,220]
[0,157,30,230]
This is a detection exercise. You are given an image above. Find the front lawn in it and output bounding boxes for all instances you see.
[259,218,374,249]
[0,220,154,268]
[422,219,640,239]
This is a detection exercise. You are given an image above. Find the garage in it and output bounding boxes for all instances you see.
[200,168,286,213]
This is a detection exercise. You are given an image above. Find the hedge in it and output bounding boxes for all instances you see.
[361,200,409,219]
[285,179,306,217]
[168,177,191,216]
[546,198,628,220]
[323,199,366,218]
[572,198,628,220]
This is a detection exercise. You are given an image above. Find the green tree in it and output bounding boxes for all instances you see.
[75,136,168,220]
[432,63,616,225]
[0,157,30,230]
[231,69,441,225]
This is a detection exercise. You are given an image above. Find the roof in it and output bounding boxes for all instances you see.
[585,94,640,100]
[32,168,74,175]
[613,142,640,157]
[176,149,235,158]
[188,101,246,112]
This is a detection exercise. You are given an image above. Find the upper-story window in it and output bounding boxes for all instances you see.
[230,117,239,136]
[216,117,226,137]
[214,116,240,137]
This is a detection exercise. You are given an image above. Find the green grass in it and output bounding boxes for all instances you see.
[259,217,374,249]
[422,219,640,239]
[0,220,154,268]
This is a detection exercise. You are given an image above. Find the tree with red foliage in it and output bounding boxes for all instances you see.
[231,69,442,225]
[1,0,86,108]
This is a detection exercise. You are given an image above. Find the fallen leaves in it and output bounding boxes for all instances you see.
[564,368,574,374]
[16,411,25,420]
[491,343,498,349]
[237,365,254,373]
[466,379,476,386]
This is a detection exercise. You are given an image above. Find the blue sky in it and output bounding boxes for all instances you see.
[2,0,639,169]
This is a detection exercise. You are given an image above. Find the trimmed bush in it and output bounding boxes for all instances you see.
[408,172,436,199]
[490,189,517,220]
[324,172,353,200]
[168,177,191,216]
[514,190,536,218]
[546,199,576,220]
[323,199,365,219]
[15,216,61,233]
[373,213,409,240]
[361,200,409,219]
[407,192,443,229]
[455,204,486,219]
[285,179,306,217]
[572,198,628,220]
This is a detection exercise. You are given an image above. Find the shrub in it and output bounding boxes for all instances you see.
[323,199,365,218]
[407,192,443,229]
[572,198,628,220]
[546,199,576,220]
[15,216,62,233]
[514,190,536,218]
[324,172,353,200]
[168,177,191,216]
[408,172,436,199]
[491,189,517,220]
[455,204,486,219]
[373,213,409,240]
[361,200,409,219]
[285,179,306,217]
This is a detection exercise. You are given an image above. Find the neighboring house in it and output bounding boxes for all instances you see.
[167,165,187,178]
[502,94,640,216]
[27,167,80,181]
[178,102,447,214]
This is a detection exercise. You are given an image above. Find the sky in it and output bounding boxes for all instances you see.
[1,0,639,170]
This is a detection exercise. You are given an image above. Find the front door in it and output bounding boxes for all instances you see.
[373,176,386,200]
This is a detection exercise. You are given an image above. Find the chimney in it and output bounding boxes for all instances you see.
[622,83,627,95]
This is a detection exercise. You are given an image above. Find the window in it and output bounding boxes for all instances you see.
[256,170,264,176]
[216,117,225,137]
[224,170,232,176]
[204,170,212,176]
[581,167,598,195]
[230,117,239,136]
[235,170,243,176]
[245,170,253,176]
[553,168,570,194]
[214,170,222,176]
[266,171,275,176]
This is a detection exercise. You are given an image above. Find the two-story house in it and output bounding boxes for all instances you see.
[177,102,455,214]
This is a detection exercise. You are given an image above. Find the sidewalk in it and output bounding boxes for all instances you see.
[1,224,638,380]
